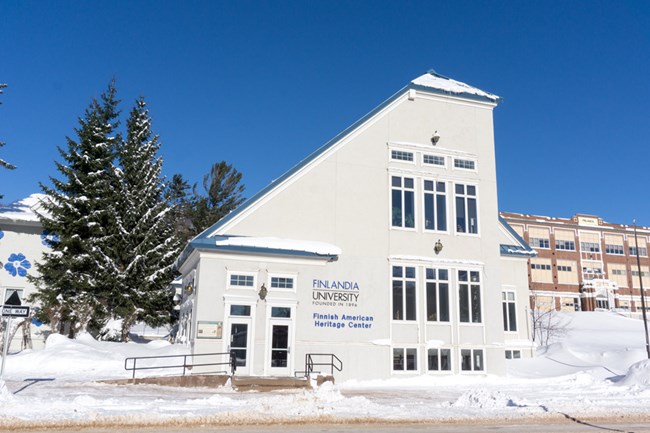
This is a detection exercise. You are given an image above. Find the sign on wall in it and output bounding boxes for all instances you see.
[311,278,374,330]
[197,321,223,339]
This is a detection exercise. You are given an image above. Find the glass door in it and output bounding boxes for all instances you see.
[228,320,251,375]
[267,306,293,376]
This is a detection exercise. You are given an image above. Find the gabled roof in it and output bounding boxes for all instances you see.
[498,216,537,258]
[195,70,499,240]
[175,71,500,268]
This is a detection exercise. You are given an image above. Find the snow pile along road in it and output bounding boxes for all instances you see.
[0,311,648,429]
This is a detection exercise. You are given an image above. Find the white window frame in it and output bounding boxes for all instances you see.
[427,347,452,372]
[391,265,417,322]
[460,348,485,372]
[390,175,417,230]
[392,347,419,373]
[268,273,297,293]
[452,158,478,172]
[505,350,521,359]
[458,269,482,324]
[422,179,448,233]
[502,290,517,332]
[423,154,447,168]
[389,149,416,164]
[227,271,257,290]
[454,183,480,235]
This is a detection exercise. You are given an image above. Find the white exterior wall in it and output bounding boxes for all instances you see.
[0,218,48,350]
[178,81,532,380]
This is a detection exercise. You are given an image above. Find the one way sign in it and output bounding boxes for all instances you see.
[1,306,30,317]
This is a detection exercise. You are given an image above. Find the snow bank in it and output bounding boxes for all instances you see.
[449,389,516,408]
[620,359,650,387]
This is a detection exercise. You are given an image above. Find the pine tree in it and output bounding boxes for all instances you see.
[0,83,16,199]
[29,82,121,337]
[190,161,245,234]
[165,173,195,244]
[112,97,182,340]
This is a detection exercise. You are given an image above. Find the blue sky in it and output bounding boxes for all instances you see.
[1,1,649,225]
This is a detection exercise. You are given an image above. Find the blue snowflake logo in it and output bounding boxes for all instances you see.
[0,230,4,240]
[4,253,31,277]
[40,230,59,247]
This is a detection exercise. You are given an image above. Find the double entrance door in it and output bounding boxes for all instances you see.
[226,305,294,376]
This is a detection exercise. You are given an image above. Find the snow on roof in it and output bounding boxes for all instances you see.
[411,70,500,103]
[214,236,342,256]
[0,193,49,222]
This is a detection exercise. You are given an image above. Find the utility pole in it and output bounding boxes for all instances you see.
[633,220,650,359]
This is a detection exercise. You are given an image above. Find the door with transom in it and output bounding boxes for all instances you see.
[267,306,293,376]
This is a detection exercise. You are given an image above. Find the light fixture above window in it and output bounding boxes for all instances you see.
[259,283,268,301]
[434,240,443,254]
[431,131,440,145]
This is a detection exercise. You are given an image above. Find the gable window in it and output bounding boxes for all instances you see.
[270,276,294,289]
[453,158,476,170]
[455,184,478,234]
[423,180,447,231]
[229,274,255,287]
[393,347,417,371]
[502,291,517,332]
[426,268,449,322]
[391,150,414,162]
[391,176,415,228]
[461,349,484,371]
[423,154,445,167]
[427,348,451,371]
[392,265,416,321]
[458,270,481,323]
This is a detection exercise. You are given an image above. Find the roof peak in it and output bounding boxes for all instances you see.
[411,70,501,103]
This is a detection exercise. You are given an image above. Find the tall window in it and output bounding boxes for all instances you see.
[427,348,451,371]
[502,291,517,332]
[392,266,416,321]
[426,268,449,322]
[391,176,415,228]
[423,180,447,231]
[455,184,478,234]
[458,270,481,323]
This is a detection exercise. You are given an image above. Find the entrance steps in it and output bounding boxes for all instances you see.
[231,375,311,391]
[104,374,328,391]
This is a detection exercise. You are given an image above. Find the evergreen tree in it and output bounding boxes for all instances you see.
[112,97,182,340]
[165,173,195,244]
[190,161,245,234]
[0,83,16,199]
[29,82,121,337]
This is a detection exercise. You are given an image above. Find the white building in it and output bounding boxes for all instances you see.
[175,71,534,381]
[0,194,51,349]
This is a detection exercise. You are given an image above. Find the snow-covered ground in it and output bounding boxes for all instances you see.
[1,311,650,430]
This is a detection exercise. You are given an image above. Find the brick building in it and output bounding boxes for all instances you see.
[500,212,650,313]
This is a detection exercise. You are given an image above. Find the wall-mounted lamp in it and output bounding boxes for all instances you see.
[431,131,440,145]
[259,283,268,301]
[185,284,194,294]
[434,240,443,254]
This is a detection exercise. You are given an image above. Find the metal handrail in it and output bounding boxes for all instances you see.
[304,353,342,377]
[124,351,237,380]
